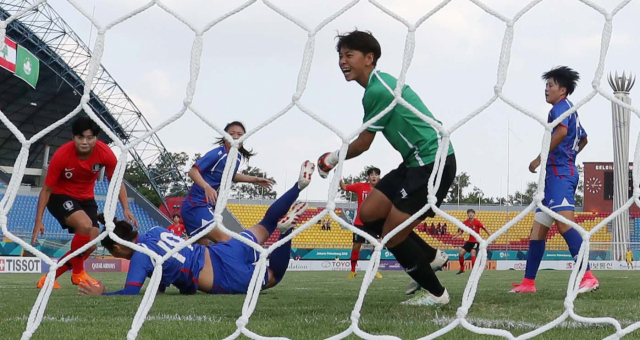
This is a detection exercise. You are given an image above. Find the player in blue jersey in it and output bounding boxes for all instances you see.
[181,121,274,245]
[510,66,599,294]
[78,161,315,296]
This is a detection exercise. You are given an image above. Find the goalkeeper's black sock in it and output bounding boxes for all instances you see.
[363,219,385,236]
[407,231,437,263]
[389,237,445,297]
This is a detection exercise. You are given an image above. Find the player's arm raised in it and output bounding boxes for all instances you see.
[234,173,274,190]
[318,130,376,178]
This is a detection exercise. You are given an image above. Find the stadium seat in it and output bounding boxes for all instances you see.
[226,203,615,251]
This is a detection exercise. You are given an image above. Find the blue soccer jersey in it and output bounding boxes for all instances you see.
[546,99,586,177]
[105,227,206,295]
[186,145,242,207]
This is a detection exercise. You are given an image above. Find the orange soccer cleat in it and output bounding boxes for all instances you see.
[37,275,61,289]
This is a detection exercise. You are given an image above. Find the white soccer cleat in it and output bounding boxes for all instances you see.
[277,201,308,234]
[401,288,450,306]
[430,249,448,271]
[405,280,421,295]
[298,160,315,190]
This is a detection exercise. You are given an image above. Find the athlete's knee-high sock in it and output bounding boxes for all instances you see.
[350,249,359,273]
[524,239,546,280]
[459,253,465,270]
[562,227,591,272]
[407,231,437,263]
[269,229,292,285]
[362,221,438,263]
[389,237,445,297]
[68,234,92,274]
[471,255,477,267]
[259,184,301,235]
[55,250,74,278]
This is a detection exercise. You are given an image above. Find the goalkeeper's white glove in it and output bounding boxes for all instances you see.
[317,150,339,178]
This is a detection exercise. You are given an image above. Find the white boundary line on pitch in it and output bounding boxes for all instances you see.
[6,314,638,330]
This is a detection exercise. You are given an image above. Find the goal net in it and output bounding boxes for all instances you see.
[1,0,639,339]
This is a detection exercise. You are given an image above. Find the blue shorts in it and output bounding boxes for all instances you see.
[207,231,269,294]
[536,174,578,213]
[181,200,215,237]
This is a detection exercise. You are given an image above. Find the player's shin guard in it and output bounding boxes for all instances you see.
[524,239,546,280]
[389,237,445,297]
[350,250,359,273]
[471,255,477,268]
[269,230,292,285]
[69,234,91,274]
[458,254,465,269]
[562,228,591,271]
[407,231,437,263]
[259,184,301,234]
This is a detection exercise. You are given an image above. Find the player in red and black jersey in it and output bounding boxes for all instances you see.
[31,117,137,289]
[452,209,489,275]
[340,167,382,279]
[167,213,187,239]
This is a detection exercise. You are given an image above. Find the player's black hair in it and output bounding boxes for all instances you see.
[216,121,256,161]
[542,66,580,96]
[336,30,381,66]
[71,116,101,137]
[467,209,475,214]
[366,167,381,176]
[98,213,138,252]
[172,213,180,220]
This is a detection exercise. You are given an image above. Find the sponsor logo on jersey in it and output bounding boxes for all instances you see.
[63,200,74,211]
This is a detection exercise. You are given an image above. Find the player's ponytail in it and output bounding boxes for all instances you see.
[98,213,139,252]
[216,121,256,161]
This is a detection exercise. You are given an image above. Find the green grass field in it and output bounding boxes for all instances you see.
[1,270,640,339]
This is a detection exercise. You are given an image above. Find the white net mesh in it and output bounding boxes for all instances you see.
[1,0,640,339]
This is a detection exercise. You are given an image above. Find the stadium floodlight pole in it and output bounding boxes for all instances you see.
[608,71,635,261]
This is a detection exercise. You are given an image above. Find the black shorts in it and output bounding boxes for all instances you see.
[375,153,456,219]
[47,194,99,233]
[352,224,380,244]
[462,241,480,253]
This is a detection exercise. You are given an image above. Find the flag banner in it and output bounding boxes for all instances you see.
[0,37,17,72]
[15,44,39,88]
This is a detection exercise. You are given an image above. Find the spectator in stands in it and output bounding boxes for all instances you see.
[181,121,274,246]
[429,223,435,235]
[442,223,447,234]
[167,214,187,239]
[33,116,138,290]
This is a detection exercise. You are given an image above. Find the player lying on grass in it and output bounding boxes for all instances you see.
[181,121,274,246]
[317,30,453,306]
[510,66,598,294]
[78,161,314,296]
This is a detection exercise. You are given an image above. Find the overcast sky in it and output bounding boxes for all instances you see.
[45,0,640,201]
